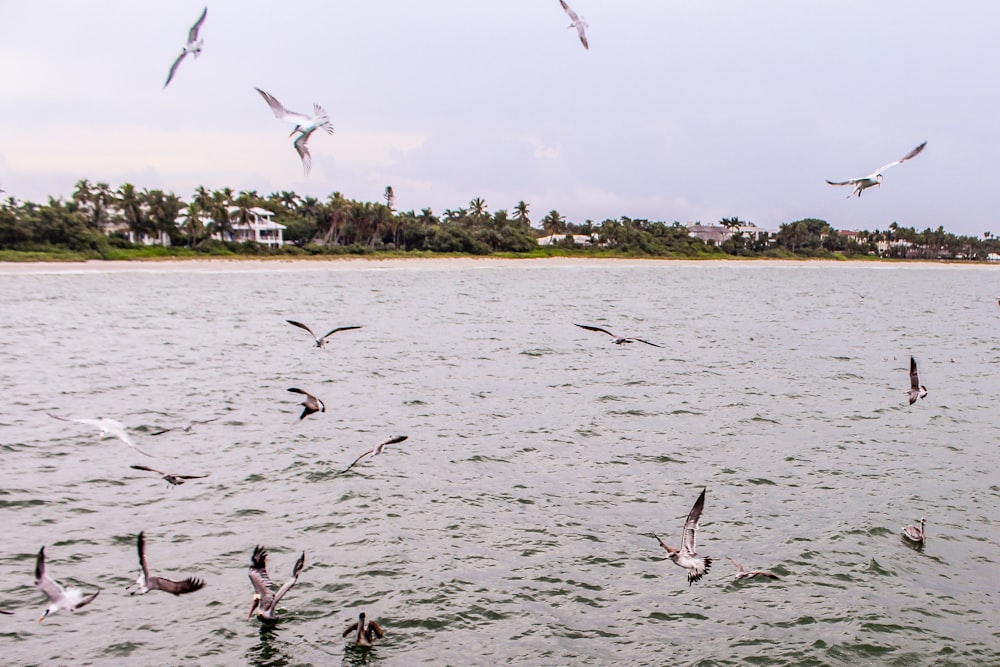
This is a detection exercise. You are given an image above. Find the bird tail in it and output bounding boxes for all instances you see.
[687,556,712,585]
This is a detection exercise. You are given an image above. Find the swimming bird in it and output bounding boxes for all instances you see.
[150,417,219,436]
[902,517,926,544]
[163,7,207,88]
[343,612,384,647]
[908,356,928,405]
[286,320,362,348]
[574,323,663,348]
[127,532,205,596]
[247,546,305,622]
[559,0,589,49]
[129,464,209,487]
[47,413,153,457]
[34,547,100,622]
[339,435,408,474]
[287,387,325,420]
[730,558,778,580]
[652,487,712,585]
[826,141,927,197]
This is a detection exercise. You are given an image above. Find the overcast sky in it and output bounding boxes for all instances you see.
[1,1,996,235]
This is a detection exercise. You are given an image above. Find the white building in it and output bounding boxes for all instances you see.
[536,233,597,246]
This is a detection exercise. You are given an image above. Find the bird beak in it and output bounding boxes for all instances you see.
[37,612,47,623]
[246,596,260,620]
[288,127,299,138]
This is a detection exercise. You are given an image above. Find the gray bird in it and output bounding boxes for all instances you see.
[34,547,100,622]
[826,142,926,197]
[287,387,325,420]
[559,0,589,49]
[163,7,207,88]
[343,611,384,646]
[652,488,712,586]
[127,532,205,596]
[730,558,778,580]
[130,464,208,487]
[574,323,663,348]
[339,435,408,474]
[908,356,928,405]
[286,320,361,348]
[246,546,305,622]
[902,518,926,544]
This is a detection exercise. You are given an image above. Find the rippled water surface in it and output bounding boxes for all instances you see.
[1,259,999,666]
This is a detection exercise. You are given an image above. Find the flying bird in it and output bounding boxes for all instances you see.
[34,547,100,622]
[286,320,362,348]
[127,532,205,596]
[130,464,209,487]
[574,323,663,348]
[247,546,305,622]
[730,558,779,580]
[826,141,927,197]
[339,435,408,474]
[47,413,153,457]
[255,88,334,174]
[902,517,926,545]
[163,7,207,88]
[150,417,219,436]
[287,387,325,420]
[559,0,589,49]
[343,612,384,647]
[651,487,712,585]
[908,356,928,405]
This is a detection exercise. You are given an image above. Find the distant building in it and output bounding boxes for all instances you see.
[536,233,597,246]
[219,207,286,247]
[687,222,773,245]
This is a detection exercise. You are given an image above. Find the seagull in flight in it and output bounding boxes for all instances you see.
[47,413,153,457]
[339,435,408,474]
[130,464,209,487]
[163,7,207,88]
[729,558,778,580]
[908,356,928,405]
[343,612,384,647]
[127,532,205,596]
[150,417,219,436]
[255,88,334,174]
[652,487,712,586]
[286,320,362,348]
[901,517,926,545]
[34,547,100,622]
[287,388,325,420]
[559,0,589,50]
[826,141,926,197]
[247,546,305,622]
[574,323,663,348]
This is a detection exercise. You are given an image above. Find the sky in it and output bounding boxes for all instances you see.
[1,1,997,235]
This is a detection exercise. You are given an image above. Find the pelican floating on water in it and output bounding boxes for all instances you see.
[163,7,207,88]
[559,0,589,50]
[286,320,362,348]
[652,487,712,585]
[255,88,334,174]
[34,547,100,622]
[730,558,778,580]
[902,518,926,544]
[130,464,209,487]
[908,356,928,405]
[343,612,384,646]
[826,141,926,197]
[128,532,205,596]
[247,546,305,622]
[287,387,325,420]
[48,413,153,457]
[574,323,663,348]
[339,435,408,474]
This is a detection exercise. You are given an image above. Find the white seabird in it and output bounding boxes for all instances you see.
[287,387,325,420]
[339,435,408,474]
[826,141,927,197]
[47,413,153,457]
[652,487,712,586]
[559,0,589,50]
[730,558,778,580]
[163,7,207,89]
[574,323,663,348]
[35,547,100,622]
[255,88,334,173]
[901,517,926,544]
[908,356,928,405]
[343,611,384,647]
[286,320,362,348]
[246,545,305,622]
[150,417,219,436]
[128,532,205,596]
[129,464,208,487]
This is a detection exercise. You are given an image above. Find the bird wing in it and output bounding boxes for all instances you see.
[191,417,220,427]
[825,178,862,186]
[577,27,589,50]
[629,338,663,348]
[130,464,164,475]
[650,532,676,555]
[729,558,746,574]
[340,448,376,474]
[175,474,209,480]
[272,552,305,606]
[287,387,310,397]
[163,51,188,88]
[149,427,176,436]
[137,532,150,580]
[909,356,920,391]
[293,128,315,176]
[367,620,385,639]
[188,7,208,44]
[248,545,274,594]
[299,405,318,420]
[255,88,309,122]
[318,325,363,341]
[680,488,707,556]
[34,548,65,603]
[560,0,581,23]
[151,576,205,596]
[873,141,927,175]
[342,621,359,638]
[286,319,318,340]
[574,323,616,337]
[74,590,100,610]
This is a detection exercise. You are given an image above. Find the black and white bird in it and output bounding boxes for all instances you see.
[127,532,205,596]
[34,547,100,622]
[908,356,928,405]
[339,435,408,474]
[826,142,926,197]
[652,488,712,585]
[48,413,153,457]
[559,0,589,49]
[730,558,778,580]
[286,320,362,348]
[287,387,325,420]
[255,88,334,174]
[901,518,926,545]
[343,611,384,647]
[574,323,663,348]
[150,417,219,436]
[129,464,209,487]
[163,7,207,88]
[246,546,305,622]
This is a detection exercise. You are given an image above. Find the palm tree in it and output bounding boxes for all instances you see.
[469,197,488,225]
[540,210,566,236]
[384,186,395,212]
[117,183,147,243]
[513,200,531,228]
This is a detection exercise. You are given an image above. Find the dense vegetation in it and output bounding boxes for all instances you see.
[0,180,996,261]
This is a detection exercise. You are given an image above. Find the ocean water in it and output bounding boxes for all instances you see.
[0,259,998,666]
